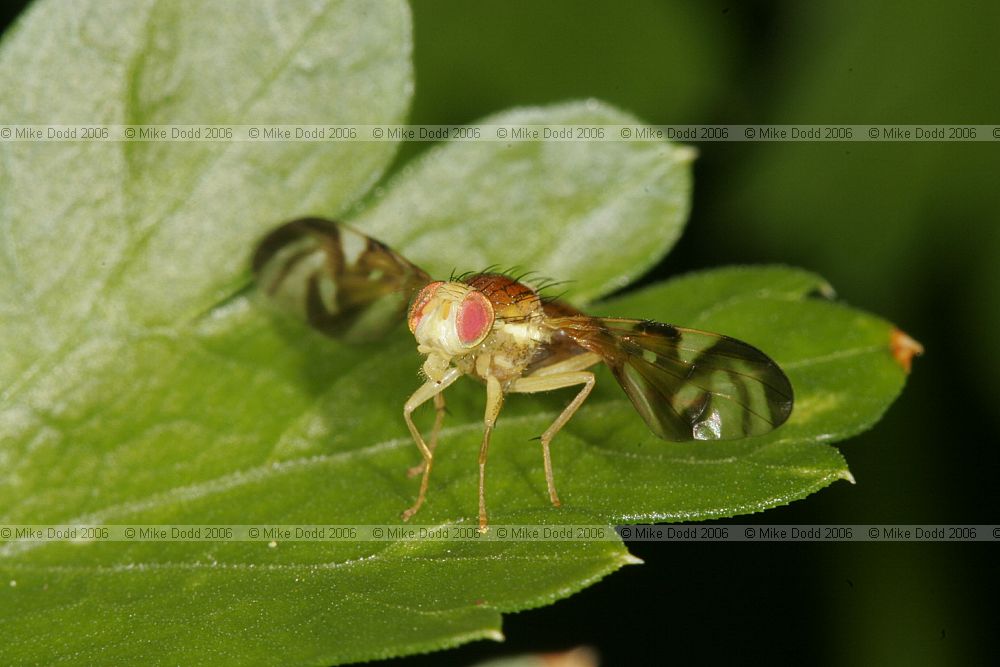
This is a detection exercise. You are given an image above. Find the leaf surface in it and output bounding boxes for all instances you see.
[0,2,913,664]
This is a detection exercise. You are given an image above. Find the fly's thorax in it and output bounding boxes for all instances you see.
[452,317,550,383]
[486,316,551,381]
[408,281,495,359]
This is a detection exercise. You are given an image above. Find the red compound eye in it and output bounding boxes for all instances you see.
[408,282,443,333]
[456,291,494,345]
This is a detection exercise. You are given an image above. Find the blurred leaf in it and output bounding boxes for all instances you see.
[0,0,413,350]
[353,100,695,304]
[471,646,598,667]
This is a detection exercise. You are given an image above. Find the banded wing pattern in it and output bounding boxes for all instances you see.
[253,218,430,342]
[551,317,794,441]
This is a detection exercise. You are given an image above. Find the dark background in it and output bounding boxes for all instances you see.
[4,1,997,665]
[400,2,1000,665]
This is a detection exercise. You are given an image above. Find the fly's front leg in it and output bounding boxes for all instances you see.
[407,392,446,478]
[509,361,597,508]
[478,374,504,533]
[402,367,461,522]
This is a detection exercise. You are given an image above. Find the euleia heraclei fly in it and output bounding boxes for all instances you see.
[254,218,794,531]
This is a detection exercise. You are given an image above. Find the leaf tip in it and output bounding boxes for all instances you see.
[621,553,644,566]
[889,328,924,374]
[674,144,699,163]
[839,468,857,485]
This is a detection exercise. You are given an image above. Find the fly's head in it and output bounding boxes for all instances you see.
[408,281,495,364]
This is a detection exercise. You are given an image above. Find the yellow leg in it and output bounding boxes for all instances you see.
[407,392,446,478]
[509,359,598,508]
[401,367,462,522]
[478,374,504,533]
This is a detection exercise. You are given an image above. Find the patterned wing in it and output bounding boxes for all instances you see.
[551,316,793,441]
[252,218,431,342]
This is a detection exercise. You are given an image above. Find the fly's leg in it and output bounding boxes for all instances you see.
[508,353,600,508]
[509,371,595,507]
[478,374,504,533]
[407,392,446,478]
[402,367,461,522]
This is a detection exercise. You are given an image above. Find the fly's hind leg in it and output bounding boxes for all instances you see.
[508,352,601,507]
[401,367,461,522]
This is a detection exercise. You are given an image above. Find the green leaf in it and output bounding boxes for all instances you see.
[352,100,696,304]
[0,264,910,666]
[0,2,914,664]
[0,0,413,352]
[573,266,906,520]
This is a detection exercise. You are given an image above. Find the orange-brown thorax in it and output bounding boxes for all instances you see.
[407,274,552,385]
